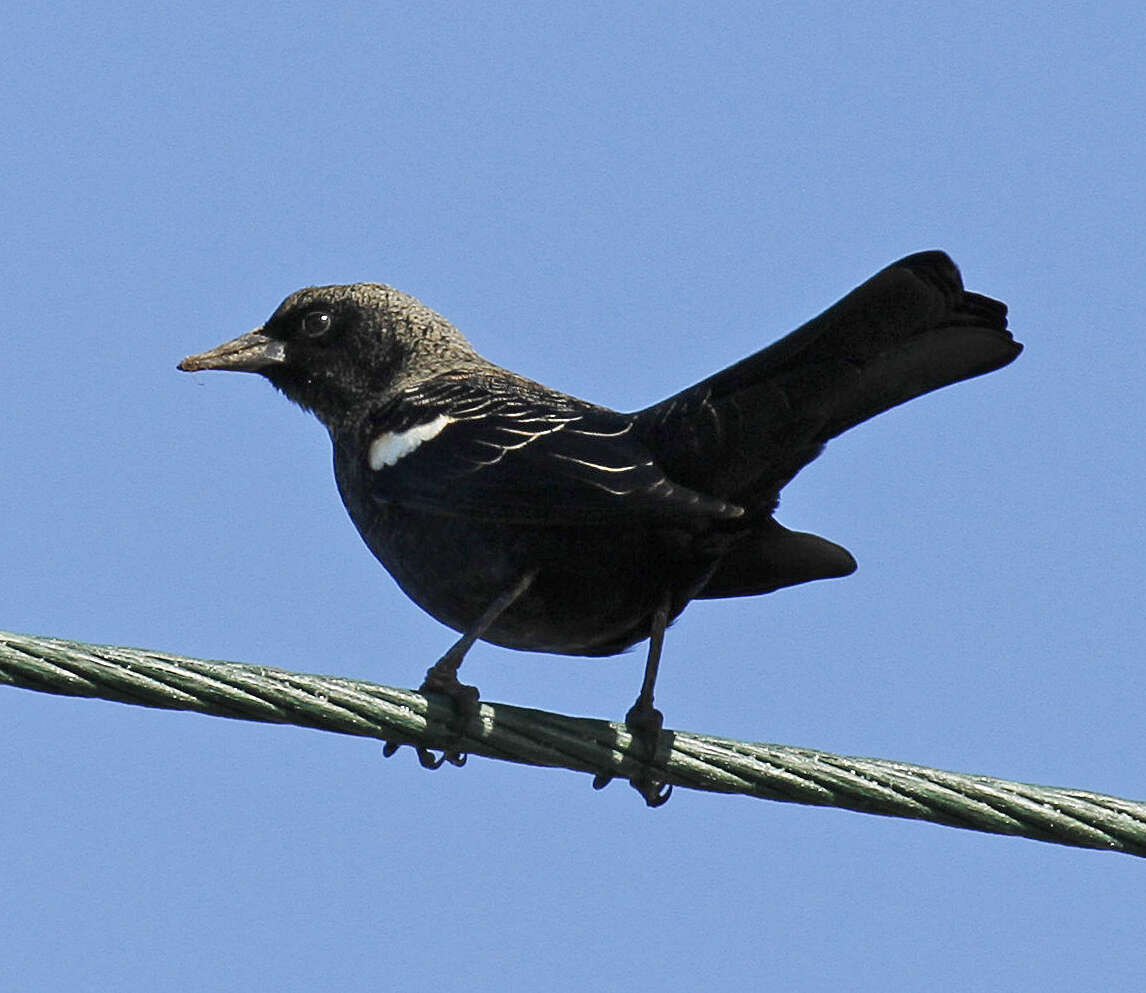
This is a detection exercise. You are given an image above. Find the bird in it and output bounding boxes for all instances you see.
[178,251,1021,805]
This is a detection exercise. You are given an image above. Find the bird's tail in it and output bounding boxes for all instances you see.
[634,251,1022,507]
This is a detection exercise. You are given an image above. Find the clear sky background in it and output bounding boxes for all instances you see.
[4,3,1144,990]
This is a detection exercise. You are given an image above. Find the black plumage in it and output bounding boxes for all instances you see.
[179,251,1021,803]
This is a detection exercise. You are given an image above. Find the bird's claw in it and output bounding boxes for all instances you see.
[590,768,672,805]
[418,746,467,769]
[381,741,468,768]
[417,747,447,769]
[633,775,673,807]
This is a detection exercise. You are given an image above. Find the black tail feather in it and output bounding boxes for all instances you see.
[634,251,1021,510]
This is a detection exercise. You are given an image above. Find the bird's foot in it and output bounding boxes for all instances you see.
[625,701,673,807]
[415,661,481,766]
[380,658,479,769]
[592,702,672,806]
[420,667,481,725]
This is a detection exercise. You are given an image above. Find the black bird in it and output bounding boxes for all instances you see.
[179,251,1020,804]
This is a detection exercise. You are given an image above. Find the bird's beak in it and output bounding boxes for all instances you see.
[178,328,286,373]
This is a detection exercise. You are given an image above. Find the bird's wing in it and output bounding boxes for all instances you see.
[359,373,743,525]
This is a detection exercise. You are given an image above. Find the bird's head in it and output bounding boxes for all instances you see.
[178,282,480,431]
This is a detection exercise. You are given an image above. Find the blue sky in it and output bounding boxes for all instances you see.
[3,2,1144,990]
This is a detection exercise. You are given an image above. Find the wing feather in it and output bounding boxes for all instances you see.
[362,373,743,525]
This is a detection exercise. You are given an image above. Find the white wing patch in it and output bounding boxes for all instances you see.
[369,414,454,470]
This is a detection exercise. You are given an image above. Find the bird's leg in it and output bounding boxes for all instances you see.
[592,591,675,806]
[390,569,537,769]
[422,568,538,706]
[627,592,673,805]
[627,593,670,731]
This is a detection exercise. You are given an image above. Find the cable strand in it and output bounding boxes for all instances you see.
[3,628,1143,857]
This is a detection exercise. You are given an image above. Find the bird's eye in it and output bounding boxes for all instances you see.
[301,310,334,338]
